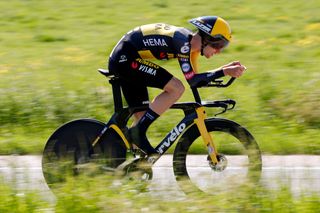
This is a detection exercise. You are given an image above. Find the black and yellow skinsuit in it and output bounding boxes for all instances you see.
[108,23,199,107]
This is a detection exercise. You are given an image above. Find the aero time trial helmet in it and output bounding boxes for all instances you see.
[189,16,231,50]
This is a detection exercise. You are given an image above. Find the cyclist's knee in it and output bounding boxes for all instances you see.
[164,77,185,98]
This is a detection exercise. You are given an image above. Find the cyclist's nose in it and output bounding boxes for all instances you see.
[213,48,221,54]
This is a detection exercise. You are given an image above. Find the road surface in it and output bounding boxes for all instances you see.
[0,155,319,202]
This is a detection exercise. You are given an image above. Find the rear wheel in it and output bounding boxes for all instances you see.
[42,119,127,186]
[173,118,262,194]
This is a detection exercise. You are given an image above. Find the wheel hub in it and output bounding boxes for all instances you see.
[208,154,228,172]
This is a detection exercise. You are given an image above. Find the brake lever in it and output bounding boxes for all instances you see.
[211,100,236,116]
[214,105,227,116]
[224,99,236,110]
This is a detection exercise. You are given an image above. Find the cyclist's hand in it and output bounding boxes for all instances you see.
[221,61,242,68]
[222,65,246,78]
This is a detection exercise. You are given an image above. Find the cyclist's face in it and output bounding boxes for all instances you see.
[203,45,222,58]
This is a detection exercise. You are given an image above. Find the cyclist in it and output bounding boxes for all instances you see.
[108,16,246,155]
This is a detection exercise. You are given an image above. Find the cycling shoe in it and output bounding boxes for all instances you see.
[128,127,158,155]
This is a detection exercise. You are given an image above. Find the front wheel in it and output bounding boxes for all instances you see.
[173,118,262,194]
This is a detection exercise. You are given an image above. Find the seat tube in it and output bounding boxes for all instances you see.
[194,107,219,164]
[109,78,123,113]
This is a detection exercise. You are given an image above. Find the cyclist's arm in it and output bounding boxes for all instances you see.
[177,50,226,87]
[189,58,249,86]
[190,51,199,73]
[174,34,229,87]
[187,70,225,87]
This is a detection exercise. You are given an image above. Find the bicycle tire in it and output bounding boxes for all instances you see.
[42,119,126,185]
[173,118,262,194]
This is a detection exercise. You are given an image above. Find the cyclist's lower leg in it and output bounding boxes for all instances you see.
[129,108,159,154]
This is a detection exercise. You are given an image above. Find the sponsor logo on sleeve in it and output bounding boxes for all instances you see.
[177,54,189,59]
[180,44,190,54]
[179,58,189,62]
[184,71,195,80]
[181,63,191,73]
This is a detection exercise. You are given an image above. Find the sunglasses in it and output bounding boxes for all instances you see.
[205,36,229,50]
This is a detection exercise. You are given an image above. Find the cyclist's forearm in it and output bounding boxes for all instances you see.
[187,70,225,87]
[208,69,225,79]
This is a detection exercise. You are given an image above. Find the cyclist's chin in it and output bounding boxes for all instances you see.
[204,53,214,59]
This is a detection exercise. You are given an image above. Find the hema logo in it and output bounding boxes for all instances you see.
[158,123,186,154]
[143,38,168,47]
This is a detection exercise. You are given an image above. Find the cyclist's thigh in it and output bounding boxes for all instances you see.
[108,44,173,106]
[120,80,149,107]
[130,58,173,89]
[121,58,173,107]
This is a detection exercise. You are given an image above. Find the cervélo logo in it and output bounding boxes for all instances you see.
[158,123,186,154]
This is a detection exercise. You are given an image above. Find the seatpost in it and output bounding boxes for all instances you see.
[109,77,123,112]
[191,87,201,104]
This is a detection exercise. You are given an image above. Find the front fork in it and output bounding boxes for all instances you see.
[194,107,219,164]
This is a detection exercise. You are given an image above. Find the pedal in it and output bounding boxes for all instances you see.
[115,157,153,181]
[131,144,147,158]
[115,157,139,175]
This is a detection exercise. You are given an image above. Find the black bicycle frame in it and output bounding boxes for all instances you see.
[96,69,236,160]
[99,98,203,157]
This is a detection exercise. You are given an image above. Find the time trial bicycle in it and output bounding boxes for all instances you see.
[42,68,262,194]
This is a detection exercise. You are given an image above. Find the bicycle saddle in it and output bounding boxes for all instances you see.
[98,69,115,78]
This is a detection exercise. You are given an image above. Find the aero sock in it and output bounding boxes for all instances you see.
[137,108,160,133]
[131,108,159,154]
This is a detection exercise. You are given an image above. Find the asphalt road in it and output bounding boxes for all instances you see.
[0,155,319,201]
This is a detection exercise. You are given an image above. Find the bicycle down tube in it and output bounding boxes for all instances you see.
[155,112,196,155]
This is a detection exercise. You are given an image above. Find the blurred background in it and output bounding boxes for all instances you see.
[0,0,319,155]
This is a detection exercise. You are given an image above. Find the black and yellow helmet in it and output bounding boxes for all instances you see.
[189,16,231,50]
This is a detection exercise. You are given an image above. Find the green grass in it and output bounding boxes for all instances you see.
[1,175,319,212]
[1,0,320,154]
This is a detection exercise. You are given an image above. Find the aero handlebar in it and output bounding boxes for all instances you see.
[206,77,236,88]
